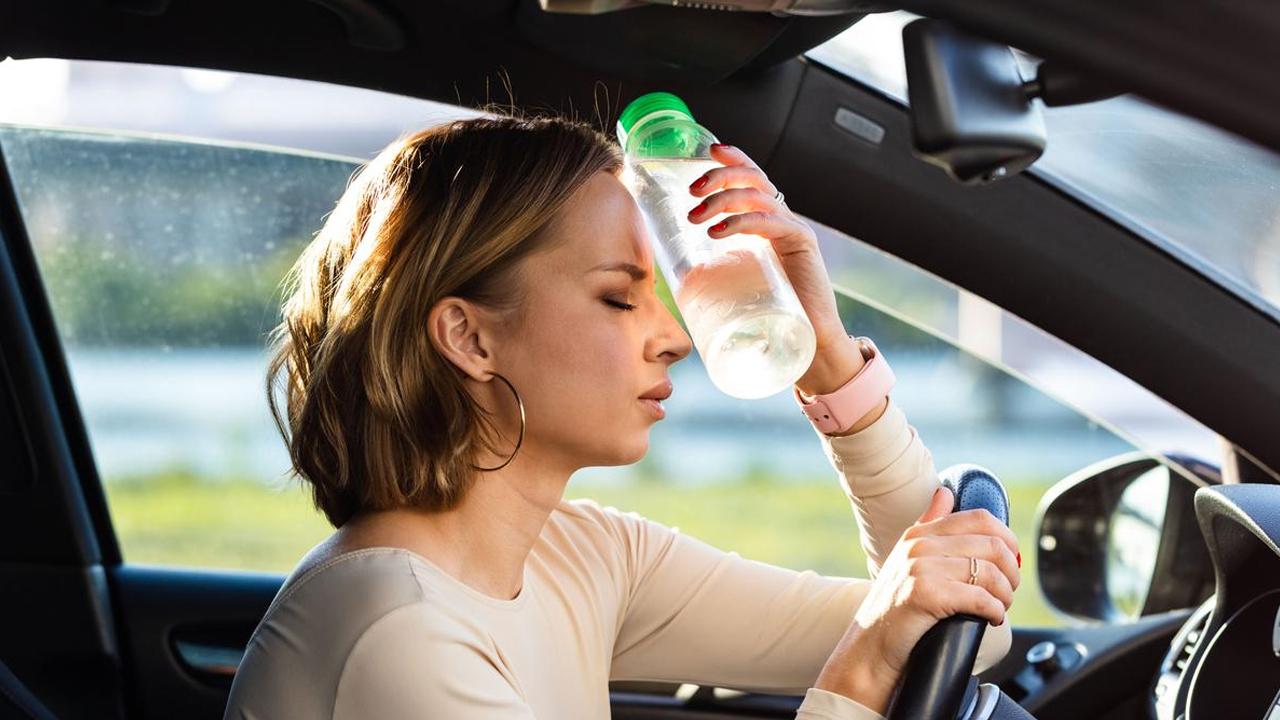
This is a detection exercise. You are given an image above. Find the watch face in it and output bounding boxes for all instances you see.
[855,336,878,362]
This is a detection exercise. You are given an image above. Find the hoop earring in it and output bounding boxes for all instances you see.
[470,372,526,472]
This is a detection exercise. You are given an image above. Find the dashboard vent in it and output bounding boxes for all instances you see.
[1153,599,1215,719]
[1172,609,1210,673]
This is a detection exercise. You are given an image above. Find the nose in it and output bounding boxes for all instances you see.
[649,302,693,365]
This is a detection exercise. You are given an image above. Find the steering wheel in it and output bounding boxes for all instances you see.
[886,465,1035,720]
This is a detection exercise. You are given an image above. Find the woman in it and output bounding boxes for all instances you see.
[224,113,1019,720]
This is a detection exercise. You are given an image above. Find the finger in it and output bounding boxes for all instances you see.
[907,534,1020,591]
[901,488,955,542]
[943,556,1015,610]
[687,187,779,224]
[688,163,777,198]
[917,508,1019,557]
[918,486,954,524]
[708,142,762,169]
[706,210,810,247]
[945,582,1008,627]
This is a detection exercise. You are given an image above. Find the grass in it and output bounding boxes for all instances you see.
[104,470,1062,627]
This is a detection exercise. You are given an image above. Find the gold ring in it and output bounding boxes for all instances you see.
[968,556,979,585]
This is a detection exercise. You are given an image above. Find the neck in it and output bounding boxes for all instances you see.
[340,444,571,602]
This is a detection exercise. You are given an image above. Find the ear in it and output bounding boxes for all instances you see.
[428,296,496,383]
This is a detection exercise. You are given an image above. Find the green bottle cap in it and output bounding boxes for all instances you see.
[618,92,694,135]
[616,92,697,151]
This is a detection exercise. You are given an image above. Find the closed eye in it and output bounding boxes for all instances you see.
[604,298,638,311]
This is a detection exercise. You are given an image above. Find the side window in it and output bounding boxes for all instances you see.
[5,126,355,569]
[1,59,478,571]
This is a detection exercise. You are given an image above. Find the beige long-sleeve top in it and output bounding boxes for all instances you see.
[224,399,1010,719]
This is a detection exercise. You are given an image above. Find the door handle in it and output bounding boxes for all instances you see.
[174,640,244,677]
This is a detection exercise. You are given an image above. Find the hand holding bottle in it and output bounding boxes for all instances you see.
[685,143,867,398]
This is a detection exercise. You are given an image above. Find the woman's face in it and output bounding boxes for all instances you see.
[502,170,693,472]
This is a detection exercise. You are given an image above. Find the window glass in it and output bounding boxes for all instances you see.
[808,12,1280,318]
[0,57,482,571]
[5,126,346,569]
[6,60,1217,630]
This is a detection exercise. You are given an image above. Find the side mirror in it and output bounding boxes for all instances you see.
[902,18,1046,184]
[1034,452,1216,623]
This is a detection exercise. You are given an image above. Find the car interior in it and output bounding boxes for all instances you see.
[1,1,1279,719]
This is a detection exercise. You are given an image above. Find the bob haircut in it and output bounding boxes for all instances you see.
[266,113,623,527]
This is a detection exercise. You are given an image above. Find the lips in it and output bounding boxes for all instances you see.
[638,397,666,420]
[639,380,672,421]
[639,380,673,402]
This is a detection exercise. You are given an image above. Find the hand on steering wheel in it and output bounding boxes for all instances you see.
[814,485,1020,714]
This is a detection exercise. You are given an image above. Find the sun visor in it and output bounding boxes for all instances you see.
[518,1,865,84]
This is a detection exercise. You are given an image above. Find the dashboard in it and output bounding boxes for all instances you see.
[980,483,1280,720]
[1151,485,1280,720]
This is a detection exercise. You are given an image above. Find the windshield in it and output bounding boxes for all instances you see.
[808,12,1280,320]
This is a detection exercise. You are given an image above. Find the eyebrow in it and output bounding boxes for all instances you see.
[588,261,650,281]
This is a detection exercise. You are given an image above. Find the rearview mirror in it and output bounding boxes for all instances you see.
[1034,452,1216,622]
[902,18,1046,185]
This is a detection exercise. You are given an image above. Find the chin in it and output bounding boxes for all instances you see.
[609,435,650,467]
[570,431,650,471]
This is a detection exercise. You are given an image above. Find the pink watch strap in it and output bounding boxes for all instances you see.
[793,336,895,435]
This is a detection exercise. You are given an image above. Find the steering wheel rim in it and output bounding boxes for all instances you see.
[886,465,1011,720]
[885,614,988,720]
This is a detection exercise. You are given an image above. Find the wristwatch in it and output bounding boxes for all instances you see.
[793,336,895,435]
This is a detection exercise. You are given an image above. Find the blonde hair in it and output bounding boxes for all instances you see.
[266,114,623,527]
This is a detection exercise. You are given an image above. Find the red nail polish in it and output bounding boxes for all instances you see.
[709,220,728,233]
[711,143,731,150]
[690,176,708,191]
[1016,551,1022,568]
[689,201,707,217]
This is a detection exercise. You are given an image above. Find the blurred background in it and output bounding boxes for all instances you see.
[1,13,1246,627]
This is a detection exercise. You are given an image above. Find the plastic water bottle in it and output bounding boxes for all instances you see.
[616,92,816,399]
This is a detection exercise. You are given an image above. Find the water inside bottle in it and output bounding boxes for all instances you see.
[628,157,816,399]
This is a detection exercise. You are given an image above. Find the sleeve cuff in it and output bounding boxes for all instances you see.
[796,687,886,720]
[810,398,921,494]
[974,617,1013,674]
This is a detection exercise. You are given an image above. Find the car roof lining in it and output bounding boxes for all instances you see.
[2,0,1277,153]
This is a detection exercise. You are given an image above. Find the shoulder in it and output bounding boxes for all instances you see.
[269,547,433,624]
[552,496,640,533]
[226,549,465,719]
[546,498,687,584]
[330,593,530,718]
[338,600,494,672]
